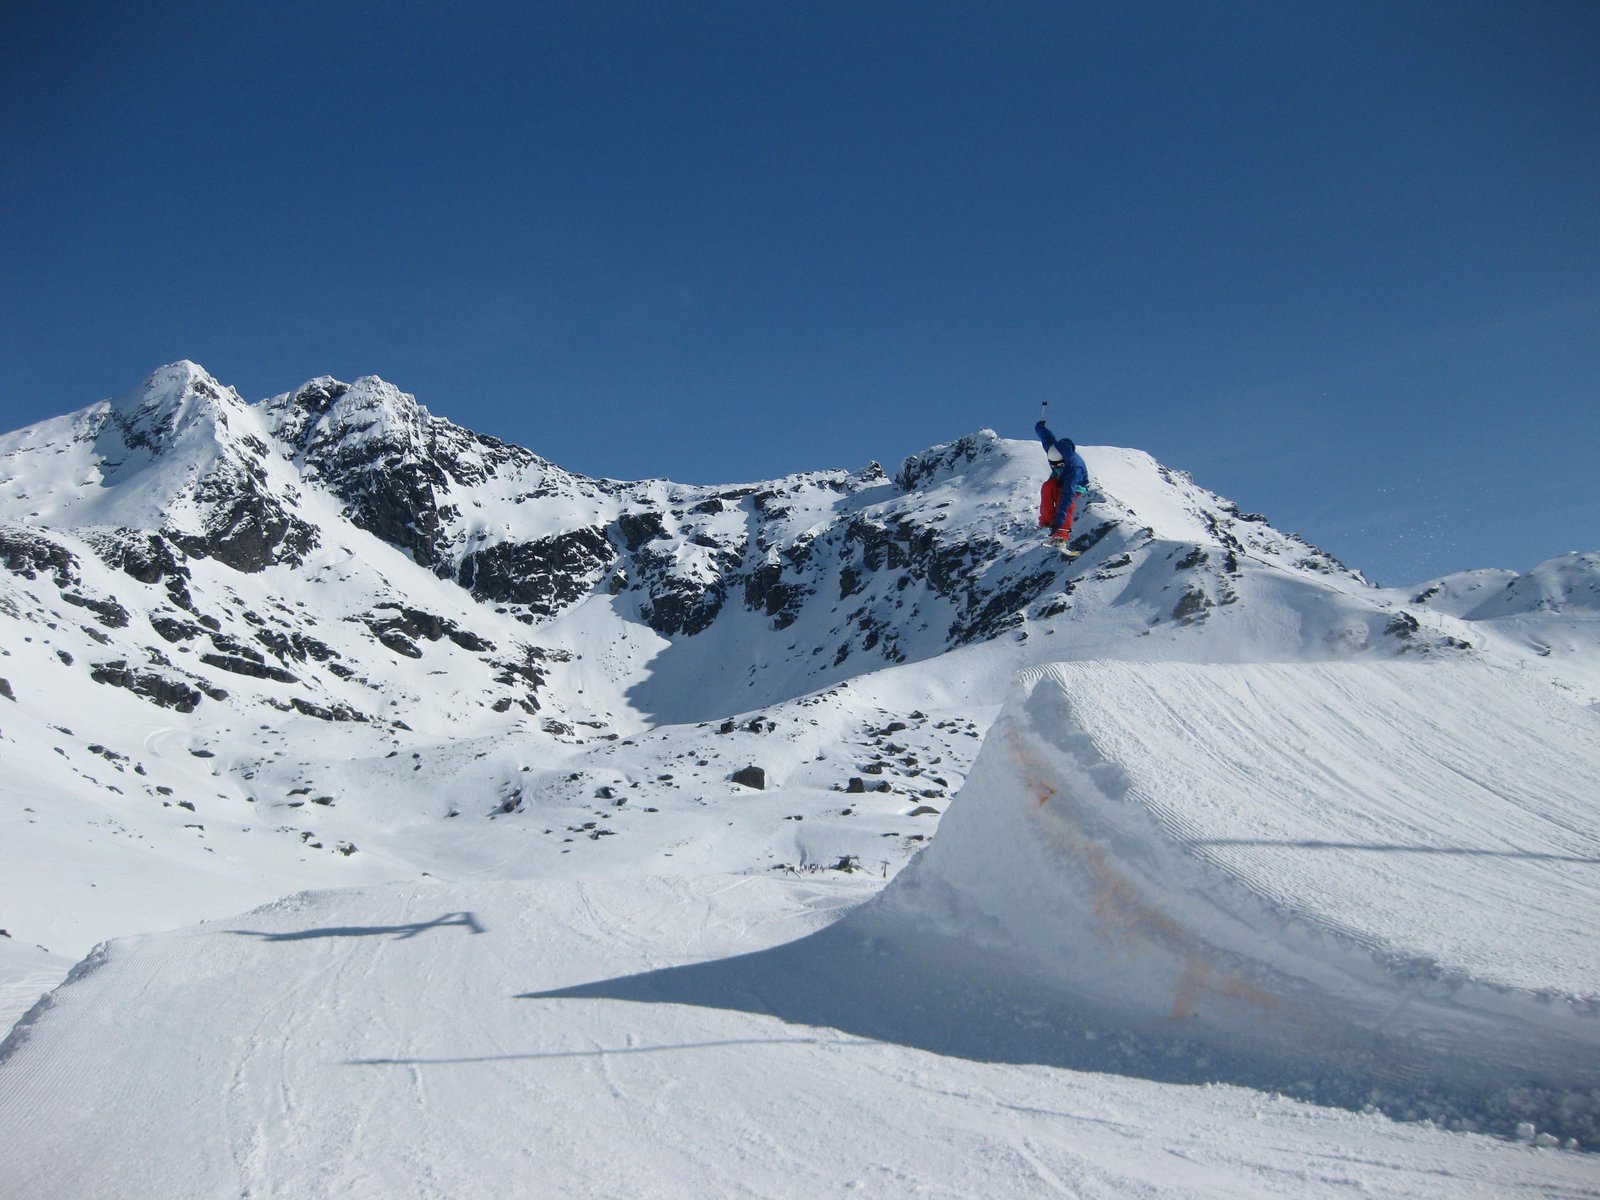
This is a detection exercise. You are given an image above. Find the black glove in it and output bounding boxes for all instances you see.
[1035,419,1047,432]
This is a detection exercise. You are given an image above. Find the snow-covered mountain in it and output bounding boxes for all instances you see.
[6,360,1581,946]
[3,364,1598,1195]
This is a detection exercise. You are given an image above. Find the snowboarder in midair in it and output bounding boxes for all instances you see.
[1035,419,1088,547]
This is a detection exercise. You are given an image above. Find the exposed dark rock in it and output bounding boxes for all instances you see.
[489,646,556,712]
[445,627,493,652]
[838,564,865,600]
[337,458,448,564]
[743,561,809,631]
[255,628,341,663]
[1386,611,1421,640]
[205,631,266,662]
[375,631,424,659]
[1095,554,1135,580]
[0,527,79,587]
[171,462,320,572]
[200,653,300,684]
[638,558,733,636]
[627,521,746,637]
[616,510,668,551]
[948,568,1055,645]
[1173,586,1213,625]
[86,529,190,586]
[731,765,766,790]
[358,604,493,659]
[88,662,206,712]
[290,697,369,722]
[150,614,206,643]
[457,527,614,618]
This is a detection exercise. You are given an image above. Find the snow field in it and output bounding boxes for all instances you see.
[3,876,1597,1200]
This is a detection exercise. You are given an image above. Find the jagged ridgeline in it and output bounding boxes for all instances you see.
[4,362,1590,737]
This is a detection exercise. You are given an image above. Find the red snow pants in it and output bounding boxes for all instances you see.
[1039,478,1075,537]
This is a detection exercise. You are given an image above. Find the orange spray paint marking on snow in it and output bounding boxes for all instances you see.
[1005,729,1278,1023]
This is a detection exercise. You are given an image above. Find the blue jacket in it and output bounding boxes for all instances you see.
[1036,422,1089,493]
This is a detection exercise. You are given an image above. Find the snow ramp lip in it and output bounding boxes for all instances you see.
[0,941,113,1068]
[869,659,1600,1102]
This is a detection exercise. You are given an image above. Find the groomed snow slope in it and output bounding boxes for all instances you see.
[4,878,1599,1199]
[871,659,1600,1114]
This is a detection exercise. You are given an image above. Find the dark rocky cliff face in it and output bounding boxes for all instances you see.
[458,527,616,618]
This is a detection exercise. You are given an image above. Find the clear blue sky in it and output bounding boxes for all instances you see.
[3,1,1595,586]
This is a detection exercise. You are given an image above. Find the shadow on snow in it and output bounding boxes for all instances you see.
[510,909,1600,1146]
[228,912,486,941]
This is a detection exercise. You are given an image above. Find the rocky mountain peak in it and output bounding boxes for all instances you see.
[265,375,428,460]
[105,361,246,456]
[894,429,1004,492]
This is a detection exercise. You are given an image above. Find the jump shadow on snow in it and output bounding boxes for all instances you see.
[228,912,486,942]
[515,909,1600,1146]
[519,913,1291,1090]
